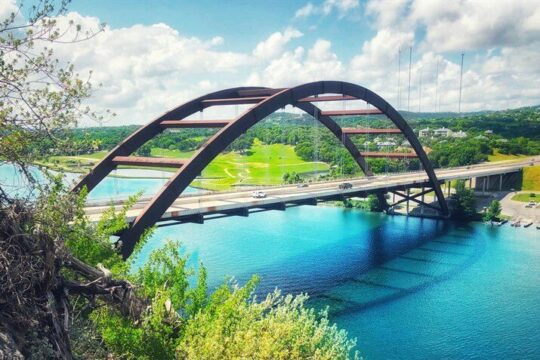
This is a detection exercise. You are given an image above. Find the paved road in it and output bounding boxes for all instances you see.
[84,157,539,223]
[500,191,540,222]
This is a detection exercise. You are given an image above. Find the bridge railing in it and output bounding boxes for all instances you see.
[84,157,537,208]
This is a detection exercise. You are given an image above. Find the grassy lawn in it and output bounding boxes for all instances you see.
[488,150,528,162]
[522,165,540,191]
[149,140,329,190]
[192,140,328,190]
[511,191,539,202]
[40,140,329,190]
[150,148,195,159]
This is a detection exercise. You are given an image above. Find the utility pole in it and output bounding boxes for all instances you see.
[397,48,401,109]
[407,46,412,112]
[458,52,464,114]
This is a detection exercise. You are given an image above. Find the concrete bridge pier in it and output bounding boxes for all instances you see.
[474,170,522,192]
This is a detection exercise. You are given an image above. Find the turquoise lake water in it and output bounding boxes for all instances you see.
[0,163,197,200]
[2,163,539,359]
[137,206,540,359]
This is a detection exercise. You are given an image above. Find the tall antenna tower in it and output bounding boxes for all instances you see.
[407,46,412,111]
[435,59,440,112]
[418,68,423,112]
[397,48,401,109]
[458,53,464,114]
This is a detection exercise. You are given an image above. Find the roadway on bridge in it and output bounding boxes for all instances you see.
[84,157,539,223]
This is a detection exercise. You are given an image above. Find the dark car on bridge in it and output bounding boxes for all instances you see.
[339,182,353,190]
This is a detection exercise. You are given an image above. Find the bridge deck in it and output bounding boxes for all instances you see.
[84,157,538,223]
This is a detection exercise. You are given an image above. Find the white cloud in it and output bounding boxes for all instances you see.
[253,27,303,59]
[366,0,540,52]
[295,3,316,18]
[0,0,32,34]
[414,0,540,52]
[295,0,359,19]
[349,0,540,112]
[5,0,540,126]
[365,0,409,29]
[0,0,18,22]
[246,39,344,87]
[45,12,253,125]
[322,0,360,16]
[349,29,415,98]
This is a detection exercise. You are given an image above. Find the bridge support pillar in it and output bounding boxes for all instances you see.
[406,188,410,215]
[474,171,522,192]
[420,187,424,215]
[447,181,451,197]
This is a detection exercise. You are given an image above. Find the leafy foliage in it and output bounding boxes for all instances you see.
[89,241,358,359]
[429,138,490,168]
[282,171,302,184]
[343,194,381,212]
[483,200,502,222]
[0,0,106,178]
[451,180,478,220]
[177,279,358,360]
[410,107,540,140]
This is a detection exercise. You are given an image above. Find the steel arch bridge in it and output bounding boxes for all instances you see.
[74,81,449,258]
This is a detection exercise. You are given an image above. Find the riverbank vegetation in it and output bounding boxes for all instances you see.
[342,195,381,212]
[1,182,358,359]
[483,200,502,222]
[450,180,479,220]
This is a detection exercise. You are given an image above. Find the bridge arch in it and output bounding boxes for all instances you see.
[74,80,448,258]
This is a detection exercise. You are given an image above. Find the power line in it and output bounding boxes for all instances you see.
[407,46,412,112]
[458,53,464,114]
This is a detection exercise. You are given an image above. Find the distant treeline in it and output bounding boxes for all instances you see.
[22,106,540,173]
[408,107,540,140]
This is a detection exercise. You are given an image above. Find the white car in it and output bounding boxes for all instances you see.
[252,190,267,199]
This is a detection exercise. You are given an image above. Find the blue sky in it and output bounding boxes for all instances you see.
[5,0,540,125]
[70,0,376,61]
[68,1,469,72]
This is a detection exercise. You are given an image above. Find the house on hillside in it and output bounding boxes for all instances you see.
[433,127,452,137]
[376,141,397,148]
[418,127,431,137]
[451,130,467,138]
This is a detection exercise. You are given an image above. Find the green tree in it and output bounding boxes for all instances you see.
[366,194,381,211]
[177,279,358,360]
[451,180,478,220]
[136,143,152,156]
[0,0,105,183]
[483,200,502,222]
